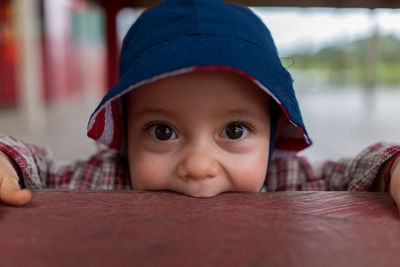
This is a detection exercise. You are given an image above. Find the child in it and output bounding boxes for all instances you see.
[1,0,399,206]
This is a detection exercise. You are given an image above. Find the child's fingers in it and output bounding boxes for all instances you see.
[0,176,32,206]
[389,158,400,212]
[391,188,400,214]
[0,151,31,206]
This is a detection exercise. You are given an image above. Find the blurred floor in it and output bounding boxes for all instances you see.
[299,87,400,163]
[0,96,100,161]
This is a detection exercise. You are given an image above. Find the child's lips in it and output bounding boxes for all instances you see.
[172,178,226,198]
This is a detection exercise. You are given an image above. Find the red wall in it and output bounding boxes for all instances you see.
[0,1,18,107]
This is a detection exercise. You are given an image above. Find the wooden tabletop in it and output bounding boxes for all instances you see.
[1,190,399,267]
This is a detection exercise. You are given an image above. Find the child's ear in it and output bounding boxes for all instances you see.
[276,111,287,138]
[269,99,285,139]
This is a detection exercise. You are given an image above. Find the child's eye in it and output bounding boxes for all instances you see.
[146,124,177,141]
[220,123,250,140]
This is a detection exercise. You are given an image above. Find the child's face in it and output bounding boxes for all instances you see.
[126,70,271,197]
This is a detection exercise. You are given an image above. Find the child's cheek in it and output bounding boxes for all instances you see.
[229,153,269,192]
[128,153,172,190]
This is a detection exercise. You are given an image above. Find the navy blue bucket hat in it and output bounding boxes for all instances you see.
[87,0,312,152]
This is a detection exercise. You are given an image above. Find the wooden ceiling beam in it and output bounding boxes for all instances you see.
[125,0,400,8]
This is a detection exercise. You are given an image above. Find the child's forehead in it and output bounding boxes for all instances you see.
[127,70,266,99]
[125,71,271,122]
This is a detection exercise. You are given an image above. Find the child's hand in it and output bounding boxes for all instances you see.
[389,155,400,211]
[0,151,31,206]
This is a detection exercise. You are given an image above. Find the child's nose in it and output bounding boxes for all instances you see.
[176,146,219,180]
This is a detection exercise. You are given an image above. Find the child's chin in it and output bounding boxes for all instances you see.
[186,191,220,198]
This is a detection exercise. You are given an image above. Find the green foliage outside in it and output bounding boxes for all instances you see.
[288,35,400,86]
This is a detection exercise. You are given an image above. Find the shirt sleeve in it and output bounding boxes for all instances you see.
[0,134,131,190]
[267,143,400,191]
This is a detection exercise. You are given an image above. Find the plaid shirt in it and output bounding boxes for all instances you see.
[1,134,399,192]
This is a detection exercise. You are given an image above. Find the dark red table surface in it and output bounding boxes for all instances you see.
[1,190,399,267]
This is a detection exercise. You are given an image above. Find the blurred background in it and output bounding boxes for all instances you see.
[0,0,399,164]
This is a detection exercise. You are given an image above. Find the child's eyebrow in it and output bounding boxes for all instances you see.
[225,108,266,120]
[133,107,266,120]
[226,108,255,116]
[133,108,171,118]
